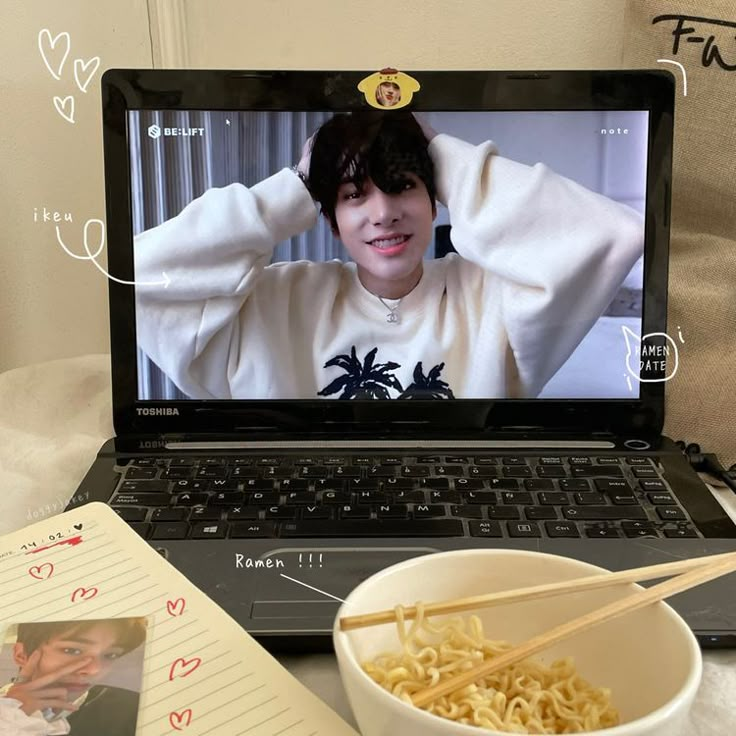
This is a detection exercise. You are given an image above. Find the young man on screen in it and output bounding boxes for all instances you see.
[134,111,643,401]
[0,618,146,736]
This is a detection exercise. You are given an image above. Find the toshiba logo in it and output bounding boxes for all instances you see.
[136,408,180,416]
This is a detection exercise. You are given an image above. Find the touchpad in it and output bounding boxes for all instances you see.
[251,546,438,618]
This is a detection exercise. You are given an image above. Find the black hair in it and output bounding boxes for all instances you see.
[307,111,436,231]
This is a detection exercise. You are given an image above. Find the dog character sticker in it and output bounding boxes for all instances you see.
[358,68,420,109]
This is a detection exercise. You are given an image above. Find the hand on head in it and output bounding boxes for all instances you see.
[7,649,91,716]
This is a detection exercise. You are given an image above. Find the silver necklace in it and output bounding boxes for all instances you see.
[376,295,402,324]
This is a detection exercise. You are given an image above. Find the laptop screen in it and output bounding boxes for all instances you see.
[128,108,649,403]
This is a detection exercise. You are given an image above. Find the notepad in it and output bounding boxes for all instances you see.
[0,502,359,735]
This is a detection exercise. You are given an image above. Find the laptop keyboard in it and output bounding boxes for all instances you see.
[109,453,700,540]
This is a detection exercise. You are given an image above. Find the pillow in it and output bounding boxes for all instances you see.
[623,1,736,466]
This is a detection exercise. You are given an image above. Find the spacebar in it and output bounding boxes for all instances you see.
[280,519,464,537]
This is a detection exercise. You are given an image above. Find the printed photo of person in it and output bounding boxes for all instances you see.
[0,617,147,736]
[375,81,401,107]
[134,110,644,401]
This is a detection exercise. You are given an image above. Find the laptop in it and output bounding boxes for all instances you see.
[71,68,736,651]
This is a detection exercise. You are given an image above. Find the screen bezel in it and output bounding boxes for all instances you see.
[101,68,673,437]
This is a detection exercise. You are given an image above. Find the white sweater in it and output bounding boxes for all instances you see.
[134,134,644,400]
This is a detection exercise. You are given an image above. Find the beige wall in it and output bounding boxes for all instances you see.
[1,0,626,373]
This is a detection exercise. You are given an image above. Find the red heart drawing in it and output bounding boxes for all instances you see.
[28,563,54,580]
[71,586,98,602]
[169,709,193,730]
[168,657,201,681]
[166,598,186,617]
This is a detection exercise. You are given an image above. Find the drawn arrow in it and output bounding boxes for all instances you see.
[55,219,169,287]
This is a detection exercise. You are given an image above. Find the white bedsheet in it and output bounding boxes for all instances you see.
[0,355,734,734]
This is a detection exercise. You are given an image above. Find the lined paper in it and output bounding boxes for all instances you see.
[0,503,359,735]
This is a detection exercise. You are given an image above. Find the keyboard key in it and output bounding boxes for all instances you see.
[301,506,333,519]
[338,505,371,519]
[428,491,461,504]
[120,480,169,493]
[125,467,158,479]
[487,478,520,490]
[524,479,554,492]
[281,479,310,492]
[375,505,409,519]
[191,522,228,539]
[663,527,698,538]
[463,491,498,505]
[226,506,260,520]
[152,507,188,522]
[657,507,687,521]
[469,466,498,477]
[487,506,521,520]
[596,457,622,465]
[537,466,566,478]
[648,493,676,505]
[151,522,189,539]
[508,522,541,538]
[474,457,498,465]
[610,493,641,505]
[434,465,464,476]
[572,466,623,477]
[545,521,581,538]
[402,465,430,477]
[537,492,567,505]
[113,493,170,507]
[568,457,592,466]
[594,479,633,493]
[189,506,222,521]
[538,457,563,465]
[413,504,446,517]
[171,479,208,492]
[383,478,415,491]
[422,477,451,490]
[446,456,469,464]
[174,493,210,506]
[503,466,533,478]
[454,478,485,491]
[451,505,483,519]
[210,492,246,506]
[469,521,502,537]
[562,506,646,520]
[379,457,403,465]
[246,491,279,505]
[640,479,667,491]
[632,467,658,478]
[368,466,396,477]
[333,465,361,477]
[285,492,317,505]
[524,506,557,520]
[502,491,533,505]
[196,466,228,478]
[559,479,589,492]
[502,457,528,466]
[265,506,298,520]
[113,507,147,522]
[585,526,621,538]
[574,492,606,505]
[230,522,276,538]
[280,519,465,537]
[624,527,659,538]
[626,457,652,465]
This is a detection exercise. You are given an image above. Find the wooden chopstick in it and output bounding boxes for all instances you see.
[410,551,736,708]
[339,552,733,631]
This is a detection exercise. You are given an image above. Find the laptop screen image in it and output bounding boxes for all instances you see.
[128,108,649,403]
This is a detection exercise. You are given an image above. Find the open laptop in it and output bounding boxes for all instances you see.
[71,69,736,651]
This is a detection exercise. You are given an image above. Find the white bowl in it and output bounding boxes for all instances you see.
[333,549,702,736]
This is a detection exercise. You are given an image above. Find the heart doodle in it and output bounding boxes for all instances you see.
[71,586,98,602]
[38,29,70,80]
[28,563,54,580]
[168,657,201,681]
[169,709,193,731]
[53,96,75,124]
[74,57,100,93]
[166,598,186,617]
[73,523,83,531]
